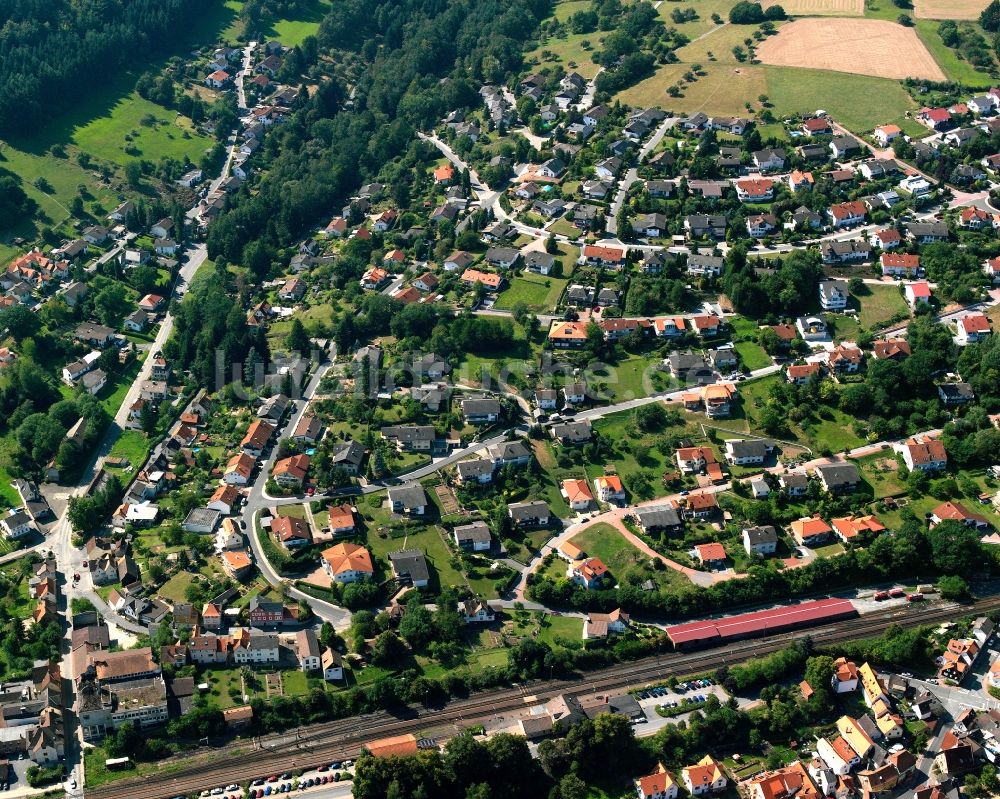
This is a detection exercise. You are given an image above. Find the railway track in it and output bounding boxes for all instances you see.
[87,595,1000,799]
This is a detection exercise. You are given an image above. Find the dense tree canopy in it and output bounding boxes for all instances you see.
[0,0,209,134]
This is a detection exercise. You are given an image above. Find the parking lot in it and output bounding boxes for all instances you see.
[197,760,355,799]
[632,678,758,737]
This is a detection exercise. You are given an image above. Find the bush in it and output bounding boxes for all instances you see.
[26,764,62,787]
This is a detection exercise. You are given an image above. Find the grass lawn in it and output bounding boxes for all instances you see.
[854,452,908,499]
[618,63,770,117]
[554,0,592,21]
[812,542,846,557]
[158,570,197,603]
[535,614,584,646]
[496,274,568,312]
[219,0,246,39]
[828,312,860,343]
[864,0,910,19]
[276,504,307,519]
[0,143,119,234]
[657,0,736,37]
[262,0,332,46]
[914,20,994,86]
[0,462,21,509]
[526,31,602,78]
[106,430,151,470]
[367,525,468,593]
[806,415,866,453]
[571,522,688,590]
[677,21,778,64]
[67,90,213,167]
[99,362,142,415]
[589,408,693,496]
[734,341,771,371]
[588,354,666,402]
[280,669,311,696]
[548,217,583,239]
[854,284,909,330]
[764,66,918,132]
[511,611,584,646]
[739,373,866,453]
[85,745,177,789]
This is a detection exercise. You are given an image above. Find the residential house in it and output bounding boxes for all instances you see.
[387,483,428,516]
[635,505,683,536]
[904,281,932,309]
[899,438,947,472]
[561,478,594,511]
[742,525,778,556]
[570,557,609,590]
[585,609,631,640]
[453,521,492,552]
[832,515,886,543]
[790,516,832,547]
[957,313,992,344]
[695,542,727,568]
[814,463,860,494]
[507,500,551,528]
[593,475,626,504]
[270,515,312,549]
[389,549,430,588]
[321,542,373,583]
[682,756,728,796]
[828,201,866,229]
[724,439,773,466]
[880,253,922,277]
[930,501,990,530]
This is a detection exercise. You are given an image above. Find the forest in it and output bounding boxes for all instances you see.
[206,0,551,269]
[0,0,211,134]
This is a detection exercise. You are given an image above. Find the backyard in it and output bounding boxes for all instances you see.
[496,274,568,312]
[571,522,688,590]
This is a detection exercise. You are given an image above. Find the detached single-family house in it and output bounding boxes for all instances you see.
[742,525,778,556]
[682,756,727,796]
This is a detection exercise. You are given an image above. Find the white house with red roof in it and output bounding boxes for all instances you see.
[959,206,994,230]
[880,253,921,277]
[735,178,774,202]
[581,244,625,269]
[917,107,951,130]
[957,312,992,344]
[985,256,1000,284]
[872,228,902,249]
[570,557,608,589]
[828,201,866,229]
[874,124,902,147]
[904,281,932,309]
[635,765,678,799]
[205,70,231,89]
[593,475,625,503]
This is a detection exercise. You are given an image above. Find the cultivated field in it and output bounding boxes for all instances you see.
[755,18,946,80]
[782,0,863,15]
[914,0,989,18]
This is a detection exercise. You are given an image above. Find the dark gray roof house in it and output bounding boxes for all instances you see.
[814,462,861,494]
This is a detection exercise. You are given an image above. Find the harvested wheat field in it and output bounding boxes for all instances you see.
[914,0,989,18]
[756,18,946,80]
[781,0,863,15]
